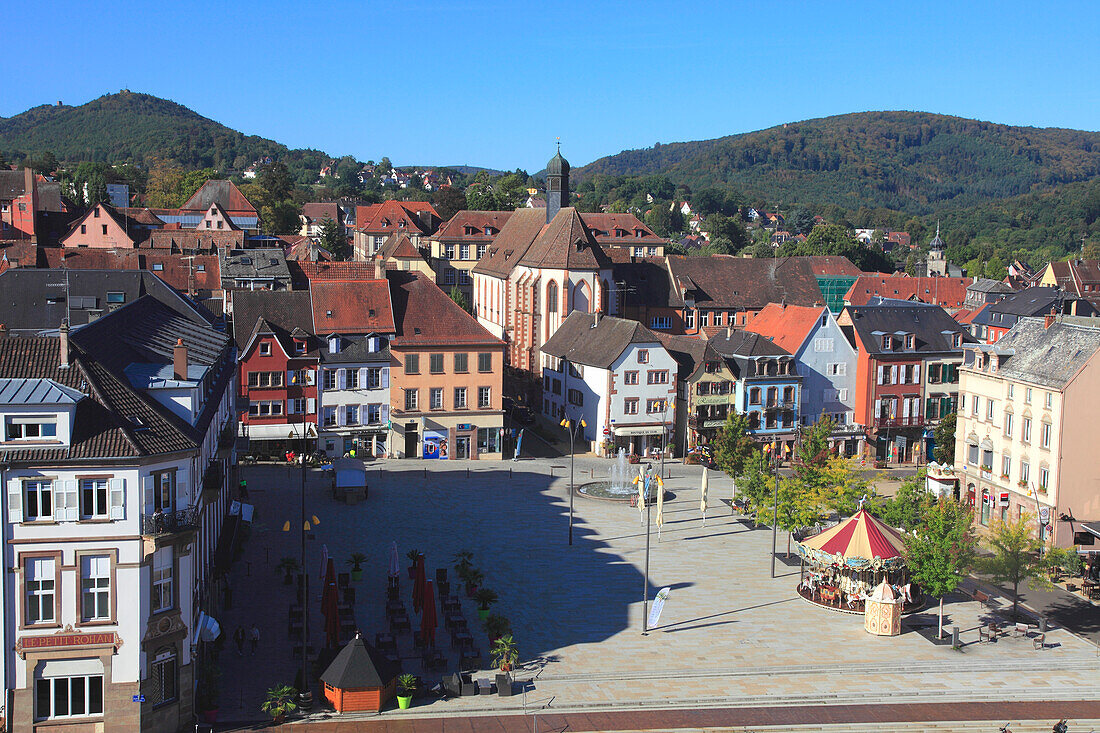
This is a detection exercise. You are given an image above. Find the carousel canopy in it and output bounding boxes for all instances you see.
[797,509,906,569]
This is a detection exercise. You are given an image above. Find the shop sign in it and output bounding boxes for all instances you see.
[1038,507,1050,525]
[16,629,122,658]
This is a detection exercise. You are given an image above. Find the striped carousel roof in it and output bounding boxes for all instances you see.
[799,509,906,562]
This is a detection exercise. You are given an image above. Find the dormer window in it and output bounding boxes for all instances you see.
[4,415,57,441]
[484,227,494,235]
[905,334,914,350]
[881,335,892,351]
[294,340,306,354]
[328,336,341,354]
[634,229,643,238]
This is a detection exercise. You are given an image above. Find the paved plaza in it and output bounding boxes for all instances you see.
[215,457,1100,728]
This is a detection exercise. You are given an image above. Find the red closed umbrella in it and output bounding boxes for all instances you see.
[420,579,437,647]
[412,555,426,614]
[320,558,340,649]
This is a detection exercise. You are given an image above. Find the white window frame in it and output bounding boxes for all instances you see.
[26,556,56,624]
[80,555,111,621]
[24,480,54,522]
[151,547,173,614]
[477,386,491,408]
[80,479,109,520]
[35,674,104,720]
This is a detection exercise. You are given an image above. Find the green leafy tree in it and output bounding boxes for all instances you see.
[876,471,932,532]
[317,217,350,260]
[704,214,749,251]
[712,413,758,483]
[791,416,835,495]
[905,498,978,638]
[733,450,774,524]
[978,514,1046,620]
[432,187,467,221]
[259,161,292,202]
[789,207,816,235]
[751,241,774,259]
[261,201,300,235]
[816,456,875,519]
[933,412,957,464]
[448,285,470,312]
[30,151,59,176]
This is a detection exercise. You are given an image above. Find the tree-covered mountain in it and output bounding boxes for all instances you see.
[575,112,1100,215]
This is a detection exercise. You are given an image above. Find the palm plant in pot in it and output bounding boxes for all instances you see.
[260,684,298,724]
[461,568,484,598]
[346,552,368,582]
[406,549,422,579]
[474,588,498,620]
[484,613,510,644]
[452,549,473,577]
[396,673,417,710]
[197,660,221,723]
[490,634,519,697]
[276,557,300,585]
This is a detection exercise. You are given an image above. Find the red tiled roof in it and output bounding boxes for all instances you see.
[47,249,221,292]
[804,256,864,277]
[181,180,258,214]
[301,202,342,223]
[377,233,425,261]
[310,280,395,335]
[579,213,664,245]
[356,200,439,235]
[743,303,827,353]
[433,210,513,241]
[387,271,503,346]
[843,275,972,308]
[292,261,379,282]
[953,304,987,325]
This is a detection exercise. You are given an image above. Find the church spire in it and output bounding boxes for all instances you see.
[545,142,570,223]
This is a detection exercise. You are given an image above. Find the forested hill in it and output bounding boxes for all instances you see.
[574,112,1100,214]
[0,91,329,173]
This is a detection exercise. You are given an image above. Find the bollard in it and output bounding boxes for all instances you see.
[951,626,960,649]
[466,468,470,478]
[424,467,427,478]
[1039,616,1047,633]
[509,467,512,478]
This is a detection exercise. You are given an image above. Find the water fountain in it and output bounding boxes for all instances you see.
[577,447,656,501]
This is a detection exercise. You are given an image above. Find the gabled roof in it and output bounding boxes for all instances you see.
[844,299,975,356]
[665,256,825,310]
[181,180,258,214]
[231,290,315,352]
[0,378,85,405]
[802,256,864,277]
[355,200,439,235]
[376,233,425,261]
[580,213,663,245]
[62,203,155,246]
[145,229,245,252]
[433,210,513,241]
[541,312,658,369]
[289,261,377,289]
[844,275,972,308]
[979,286,1089,321]
[310,280,395,335]
[387,271,502,347]
[744,303,827,354]
[301,202,342,224]
[654,331,708,381]
[472,208,550,279]
[990,317,1100,390]
[117,207,166,226]
[968,278,1014,295]
[519,208,613,271]
[709,329,790,359]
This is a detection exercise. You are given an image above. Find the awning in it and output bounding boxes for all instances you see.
[1083,521,1100,539]
[613,425,665,437]
[244,423,317,440]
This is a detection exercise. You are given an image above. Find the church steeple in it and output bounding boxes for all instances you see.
[545,141,570,223]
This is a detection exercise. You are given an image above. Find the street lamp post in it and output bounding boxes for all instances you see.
[560,416,586,546]
[643,398,670,635]
[287,424,316,711]
[769,441,780,579]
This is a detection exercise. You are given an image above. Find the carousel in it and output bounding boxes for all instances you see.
[794,508,922,615]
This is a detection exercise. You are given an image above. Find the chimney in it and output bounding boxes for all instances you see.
[24,167,34,196]
[592,310,601,328]
[59,321,70,369]
[174,339,188,380]
[0,323,6,340]
[1044,308,1056,330]
[374,257,385,281]
[726,326,733,339]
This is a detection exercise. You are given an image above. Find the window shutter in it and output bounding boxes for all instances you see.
[913,364,921,383]
[336,407,346,426]
[287,369,295,386]
[7,479,22,523]
[877,365,884,385]
[307,369,315,386]
[874,398,882,417]
[109,478,125,520]
[143,475,154,515]
[381,367,389,389]
[359,368,369,388]
[306,398,316,414]
[63,480,78,521]
[380,404,389,424]
[176,466,190,507]
[337,369,346,390]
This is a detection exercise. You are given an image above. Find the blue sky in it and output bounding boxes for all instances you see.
[2,1,1097,172]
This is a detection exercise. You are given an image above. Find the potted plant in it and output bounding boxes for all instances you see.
[396,673,417,710]
[474,588,498,620]
[406,549,422,579]
[261,684,298,725]
[484,613,510,644]
[462,568,484,598]
[452,550,474,576]
[197,660,221,723]
[347,552,368,582]
[276,557,300,585]
[491,634,518,697]
[628,453,641,464]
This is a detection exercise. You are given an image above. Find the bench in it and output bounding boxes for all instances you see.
[978,625,995,643]
[973,589,995,608]
[1033,632,1046,650]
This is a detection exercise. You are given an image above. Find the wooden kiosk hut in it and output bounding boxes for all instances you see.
[321,632,401,712]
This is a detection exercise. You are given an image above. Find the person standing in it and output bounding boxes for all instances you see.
[233,625,245,656]
[250,622,260,656]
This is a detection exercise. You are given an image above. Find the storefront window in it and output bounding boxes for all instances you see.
[980,492,990,525]
[477,427,499,454]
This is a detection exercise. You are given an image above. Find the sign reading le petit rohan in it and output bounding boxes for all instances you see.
[16,630,122,657]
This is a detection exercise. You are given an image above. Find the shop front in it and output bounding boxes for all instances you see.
[612,424,668,458]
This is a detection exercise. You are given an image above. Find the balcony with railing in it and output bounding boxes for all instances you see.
[872,416,924,428]
[142,505,201,538]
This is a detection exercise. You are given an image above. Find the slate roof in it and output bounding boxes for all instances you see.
[968,278,1014,295]
[744,303,827,354]
[181,180,258,214]
[983,287,1093,319]
[145,230,245,252]
[433,210,513,241]
[709,329,790,359]
[219,248,290,282]
[990,317,1100,389]
[310,280,395,335]
[387,271,502,347]
[320,634,400,689]
[844,299,975,356]
[844,275,972,308]
[317,335,390,365]
[0,269,211,335]
[654,332,708,381]
[0,378,86,405]
[665,256,826,310]
[541,311,658,369]
[231,290,315,352]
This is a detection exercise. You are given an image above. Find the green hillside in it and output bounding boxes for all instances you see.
[0,91,329,176]
[575,111,1100,215]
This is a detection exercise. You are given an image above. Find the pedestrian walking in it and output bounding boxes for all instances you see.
[233,625,245,656]
[249,622,260,656]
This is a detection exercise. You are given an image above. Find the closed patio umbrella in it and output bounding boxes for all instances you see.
[700,467,709,526]
[656,473,664,540]
[388,541,399,579]
[636,464,646,524]
[412,554,426,614]
[321,558,340,649]
[421,579,437,647]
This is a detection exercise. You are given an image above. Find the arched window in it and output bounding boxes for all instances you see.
[573,281,590,314]
[547,281,558,313]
